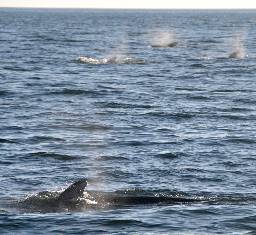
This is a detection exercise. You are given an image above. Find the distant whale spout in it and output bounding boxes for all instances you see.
[150,30,178,48]
[229,33,246,59]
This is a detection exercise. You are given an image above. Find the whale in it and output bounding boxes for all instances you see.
[151,42,178,48]
[2,179,253,213]
[15,179,89,213]
[229,50,246,59]
[12,179,199,213]
[229,51,241,59]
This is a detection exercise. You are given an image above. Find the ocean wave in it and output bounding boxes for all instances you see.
[224,137,256,144]
[46,88,103,97]
[155,151,186,159]
[95,101,153,109]
[199,38,221,44]
[95,155,129,162]
[217,114,252,121]
[100,219,145,226]
[186,95,212,101]
[0,138,16,144]
[142,111,194,120]
[0,90,11,96]
[76,55,146,65]
[26,136,64,144]
[27,152,78,161]
[234,98,256,105]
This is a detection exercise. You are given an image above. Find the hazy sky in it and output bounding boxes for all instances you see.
[0,0,256,9]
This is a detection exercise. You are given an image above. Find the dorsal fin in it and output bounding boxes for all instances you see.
[58,179,87,201]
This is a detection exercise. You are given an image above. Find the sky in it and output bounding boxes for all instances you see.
[0,0,256,9]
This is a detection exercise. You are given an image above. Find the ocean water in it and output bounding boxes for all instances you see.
[1,8,256,234]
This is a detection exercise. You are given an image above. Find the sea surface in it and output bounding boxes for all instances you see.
[1,8,256,234]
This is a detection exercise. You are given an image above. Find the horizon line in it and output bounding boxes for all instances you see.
[1,6,256,10]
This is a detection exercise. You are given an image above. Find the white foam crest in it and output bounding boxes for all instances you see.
[77,55,145,64]
[150,30,178,48]
[77,56,102,64]
[78,37,145,64]
[229,33,247,59]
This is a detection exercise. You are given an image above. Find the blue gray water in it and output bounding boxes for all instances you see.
[1,8,256,234]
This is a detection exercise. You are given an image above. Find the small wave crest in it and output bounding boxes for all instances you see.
[27,152,78,161]
[47,88,102,97]
[0,90,11,97]
[0,138,17,144]
[155,151,186,159]
[76,55,145,65]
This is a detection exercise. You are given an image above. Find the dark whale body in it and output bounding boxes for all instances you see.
[229,51,241,59]
[18,179,88,212]
[16,179,199,213]
[228,50,246,59]
[151,42,178,48]
[103,195,197,206]
[12,179,251,213]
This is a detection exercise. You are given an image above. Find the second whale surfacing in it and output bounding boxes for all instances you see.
[228,50,246,59]
[151,42,178,48]
[15,179,199,213]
